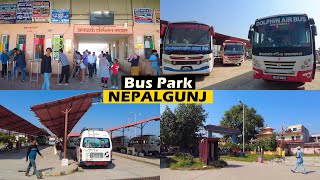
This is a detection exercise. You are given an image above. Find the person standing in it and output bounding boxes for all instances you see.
[128,52,139,76]
[99,53,111,88]
[40,48,52,90]
[79,53,86,84]
[25,139,43,179]
[149,50,159,76]
[0,50,9,79]
[12,50,26,82]
[291,146,307,175]
[106,52,112,65]
[111,59,120,89]
[58,49,70,85]
[92,52,97,75]
[16,140,20,152]
[83,50,88,76]
[87,51,94,78]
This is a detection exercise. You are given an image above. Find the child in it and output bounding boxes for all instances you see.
[100,53,111,88]
[111,59,120,89]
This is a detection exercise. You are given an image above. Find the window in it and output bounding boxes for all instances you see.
[296,136,301,140]
[82,137,110,148]
[34,35,45,60]
[293,128,297,132]
[1,35,10,51]
[17,35,26,52]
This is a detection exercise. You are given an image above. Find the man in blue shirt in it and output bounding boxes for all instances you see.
[0,50,9,79]
[25,139,43,179]
[149,50,159,76]
[58,49,70,85]
[12,50,26,82]
[291,146,307,175]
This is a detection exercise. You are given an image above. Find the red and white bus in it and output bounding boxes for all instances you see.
[248,14,318,83]
[221,40,246,65]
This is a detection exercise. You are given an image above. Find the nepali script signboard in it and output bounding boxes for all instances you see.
[16,0,33,24]
[133,8,154,24]
[51,9,70,24]
[0,4,17,24]
[32,1,50,22]
[74,25,133,34]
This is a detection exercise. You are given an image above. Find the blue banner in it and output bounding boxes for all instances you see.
[16,0,33,24]
[164,46,210,51]
[51,9,70,24]
[134,8,154,24]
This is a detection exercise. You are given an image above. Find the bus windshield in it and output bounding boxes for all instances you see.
[253,16,311,48]
[83,137,110,148]
[165,24,210,46]
[224,43,244,55]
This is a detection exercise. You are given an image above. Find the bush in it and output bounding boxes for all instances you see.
[18,137,26,143]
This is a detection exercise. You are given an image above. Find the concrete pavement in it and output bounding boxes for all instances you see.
[112,152,160,167]
[197,60,320,90]
[161,160,320,180]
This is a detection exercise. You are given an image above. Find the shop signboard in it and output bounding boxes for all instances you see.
[51,9,70,24]
[53,35,64,60]
[154,9,160,24]
[16,0,33,24]
[0,4,17,24]
[32,1,50,22]
[133,8,153,24]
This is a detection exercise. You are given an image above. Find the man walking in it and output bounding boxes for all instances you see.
[87,51,94,78]
[92,52,97,74]
[0,50,9,79]
[58,49,70,85]
[25,139,43,179]
[291,146,307,175]
[12,50,26,82]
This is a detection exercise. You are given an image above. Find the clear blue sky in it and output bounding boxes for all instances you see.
[161,0,320,49]
[0,91,160,138]
[160,91,320,135]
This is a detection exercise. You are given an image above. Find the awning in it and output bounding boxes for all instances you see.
[0,105,49,136]
[30,92,102,138]
[106,116,160,132]
[204,124,240,135]
[215,32,252,48]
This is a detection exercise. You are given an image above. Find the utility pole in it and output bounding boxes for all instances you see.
[62,108,72,160]
[238,100,245,154]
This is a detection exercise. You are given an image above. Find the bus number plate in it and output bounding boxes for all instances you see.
[272,76,287,80]
[90,153,103,158]
[181,66,192,71]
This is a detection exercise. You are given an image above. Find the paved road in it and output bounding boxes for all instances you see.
[0,146,159,180]
[197,60,320,90]
[161,160,320,180]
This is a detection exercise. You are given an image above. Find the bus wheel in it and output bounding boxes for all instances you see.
[238,63,242,66]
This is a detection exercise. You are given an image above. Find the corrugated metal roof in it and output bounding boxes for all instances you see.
[30,92,102,138]
[106,116,160,132]
[0,105,49,136]
[204,124,240,135]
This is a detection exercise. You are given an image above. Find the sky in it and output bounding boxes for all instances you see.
[160,90,320,135]
[161,0,320,49]
[0,91,160,138]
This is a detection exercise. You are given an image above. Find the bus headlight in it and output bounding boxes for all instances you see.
[202,58,211,63]
[162,59,172,64]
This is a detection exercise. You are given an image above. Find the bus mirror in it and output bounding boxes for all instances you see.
[210,26,215,37]
[248,30,253,39]
[312,25,317,36]
[309,18,315,25]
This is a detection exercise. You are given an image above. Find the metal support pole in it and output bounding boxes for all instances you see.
[242,104,245,154]
[57,61,60,84]
[122,128,125,147]
[63,108,72,159]
[140,123,143,153]
[30,60,40,84]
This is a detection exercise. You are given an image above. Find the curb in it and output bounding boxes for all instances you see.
[113,152,160,167]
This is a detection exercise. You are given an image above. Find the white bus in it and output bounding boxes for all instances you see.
[161,21,215,75]
[248,14,317,83]
[76,128,112,167]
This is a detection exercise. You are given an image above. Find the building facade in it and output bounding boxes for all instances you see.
[256,126,274,139]
[0,0,160,74]
[278,124,310,143]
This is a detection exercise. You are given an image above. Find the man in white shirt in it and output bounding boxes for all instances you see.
[92,52,98,74]
[87,51,95,78]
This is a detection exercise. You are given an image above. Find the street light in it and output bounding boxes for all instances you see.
[238,99,245,154]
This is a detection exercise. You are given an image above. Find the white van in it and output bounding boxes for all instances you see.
[76,128,112,167]
[48,137,56,146]
[127,135,160,156]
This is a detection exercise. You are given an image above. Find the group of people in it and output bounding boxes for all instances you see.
[0,48,27,82]
[74,50,120,89]
[128,49,160,76]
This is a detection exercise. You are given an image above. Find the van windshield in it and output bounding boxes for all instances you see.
[82,137,110,148]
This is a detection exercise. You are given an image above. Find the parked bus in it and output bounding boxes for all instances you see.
[76,128,112,167]
[127,135,160,156]
[161,21,215,75]
[112,136,129,152]
[221,40,246,65]
[248,14,317,83]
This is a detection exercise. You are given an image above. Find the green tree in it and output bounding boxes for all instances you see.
[160,104,208,149]
[220,104,264,143]
[255,133,277,151]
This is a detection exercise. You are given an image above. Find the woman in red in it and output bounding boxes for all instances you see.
[111,59,120,89]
